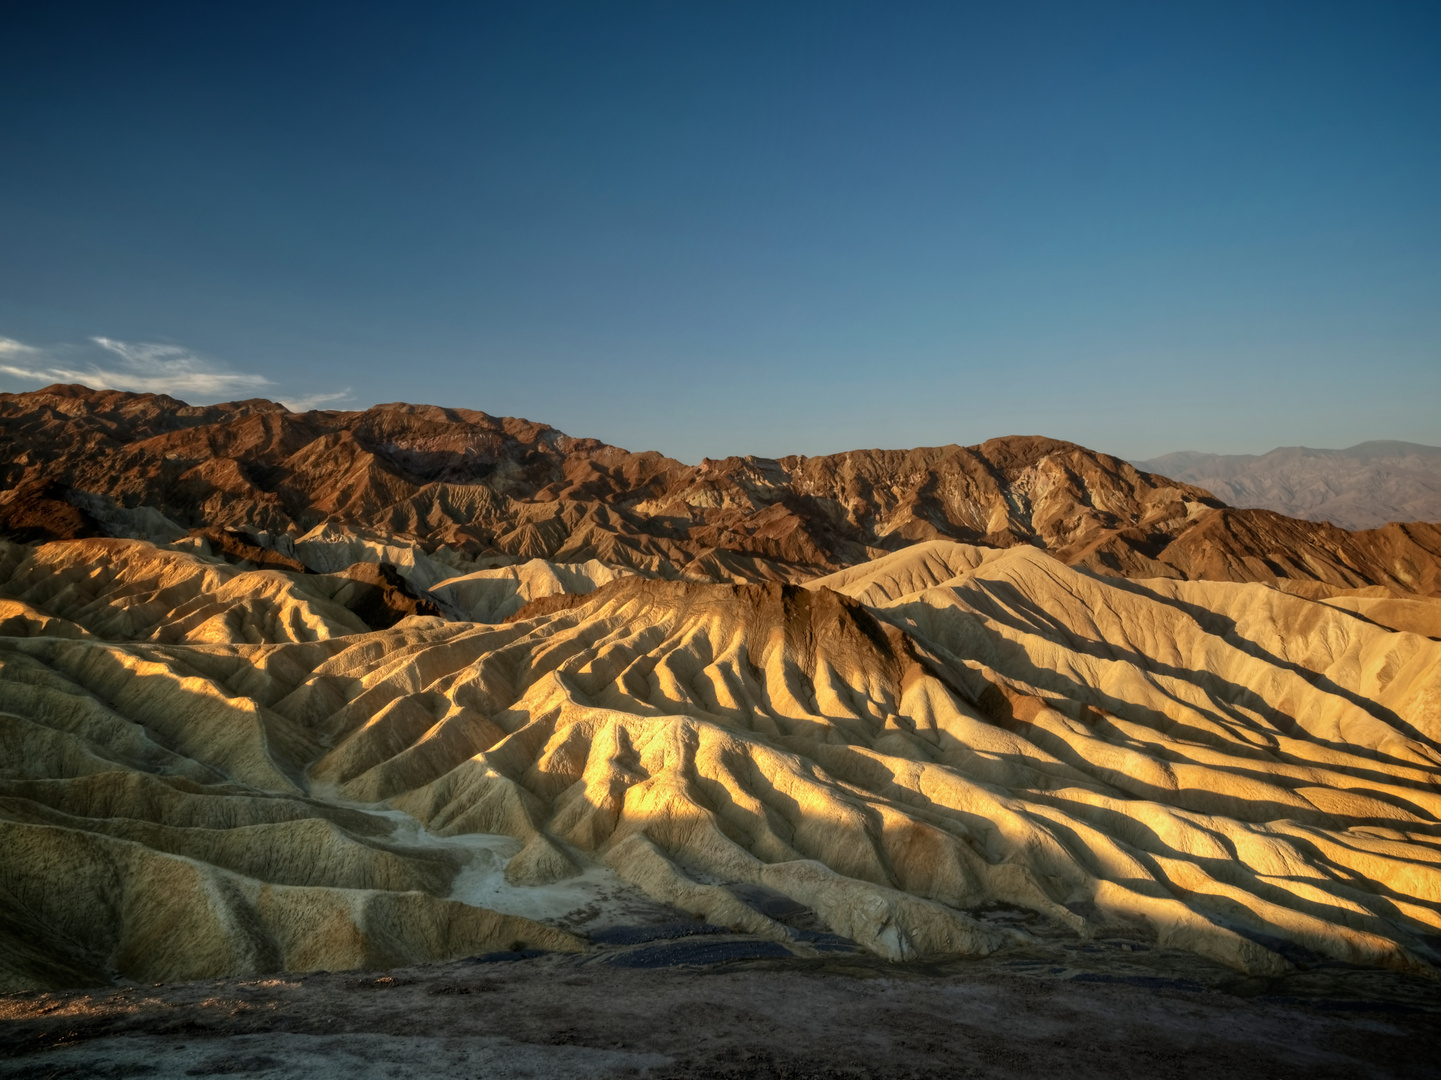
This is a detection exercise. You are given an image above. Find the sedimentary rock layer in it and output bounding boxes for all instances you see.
[2,537,1438,989]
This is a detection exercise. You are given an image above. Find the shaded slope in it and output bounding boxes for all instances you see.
[1074,509,1441,596]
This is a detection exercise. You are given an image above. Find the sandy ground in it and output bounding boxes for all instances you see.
[2,930,1438,1080]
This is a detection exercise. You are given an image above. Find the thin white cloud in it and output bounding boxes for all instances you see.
[0,337,41,357]
[280,389,354,412]
[0,332,344,409]
[0,362,59,381]
[88,337,271,396]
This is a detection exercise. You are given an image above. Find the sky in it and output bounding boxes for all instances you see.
[1,1,1438,463]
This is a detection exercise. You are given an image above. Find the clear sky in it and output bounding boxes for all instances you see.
[1,1,1437,462]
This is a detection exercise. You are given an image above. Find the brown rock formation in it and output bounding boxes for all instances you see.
[332,560,443,630]
[8,383,1431,594]
[0,480,107,544]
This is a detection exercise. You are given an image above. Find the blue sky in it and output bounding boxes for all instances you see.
[1,1,1437,462]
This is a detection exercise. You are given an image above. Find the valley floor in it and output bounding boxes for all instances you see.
[2,938,1437,1080]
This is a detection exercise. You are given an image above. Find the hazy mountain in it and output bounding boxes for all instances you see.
[1134,441,1441,531]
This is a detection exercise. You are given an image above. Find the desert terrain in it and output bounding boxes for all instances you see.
[3,944,1438,1079]
[2,386,1440,1075]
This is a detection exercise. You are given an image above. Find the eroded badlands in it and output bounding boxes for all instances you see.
[2,533,1439,990]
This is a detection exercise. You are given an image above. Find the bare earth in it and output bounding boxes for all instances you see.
[6,387,1441,1078]
[3,937,1438,1080]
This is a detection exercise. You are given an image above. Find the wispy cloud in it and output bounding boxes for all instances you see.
[88,337,272,396]
[280,389,354,412]
[0,333,352,411]
[0,337,41,357]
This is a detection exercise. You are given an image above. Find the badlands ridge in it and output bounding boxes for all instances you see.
[1,385,1440,991]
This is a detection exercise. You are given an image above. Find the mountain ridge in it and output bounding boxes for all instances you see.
[3,383,1441,598]
[1135,441,1441,530]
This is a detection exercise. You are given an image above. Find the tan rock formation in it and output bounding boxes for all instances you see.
[2,536,1438,989]
[430,558,631,623]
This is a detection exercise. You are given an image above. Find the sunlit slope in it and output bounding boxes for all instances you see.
[0,538,368,643]
[2,537,1439,989]
[0,541,578,990]
[429,557,631,622]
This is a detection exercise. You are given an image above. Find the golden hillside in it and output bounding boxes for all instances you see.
[2,536,1438,989]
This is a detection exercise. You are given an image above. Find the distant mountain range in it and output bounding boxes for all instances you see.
[1133,441,1441,531]
[3,384,1441,597]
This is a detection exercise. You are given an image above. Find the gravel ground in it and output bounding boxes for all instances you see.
[2,936,1438,1079]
